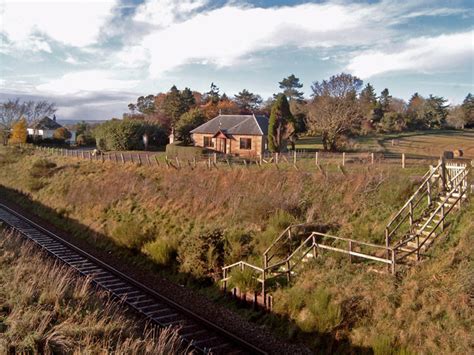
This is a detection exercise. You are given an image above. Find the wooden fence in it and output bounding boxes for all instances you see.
[33,145,458,171]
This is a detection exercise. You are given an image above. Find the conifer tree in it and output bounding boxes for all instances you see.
[278,74,304,101]
[268,94,294,152]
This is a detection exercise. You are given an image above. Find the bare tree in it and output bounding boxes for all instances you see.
[0,98,56,129]
[307,73,362,151]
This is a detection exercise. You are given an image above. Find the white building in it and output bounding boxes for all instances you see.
[27,116,76,143]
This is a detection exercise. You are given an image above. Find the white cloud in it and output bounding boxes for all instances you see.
[1,0,116,47]
[134,0,209,27]
[134,2,398,77]
[128,1,469,78]
[346,31,474,78]
[36,70,139,94]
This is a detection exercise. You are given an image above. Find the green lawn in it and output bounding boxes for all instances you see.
[295,130,474,158]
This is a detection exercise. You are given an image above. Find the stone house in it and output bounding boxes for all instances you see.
[190,114,269,157]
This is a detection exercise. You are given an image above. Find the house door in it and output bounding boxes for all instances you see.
[218,138,227,154]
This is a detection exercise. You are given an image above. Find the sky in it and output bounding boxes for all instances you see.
[0,0,473,121]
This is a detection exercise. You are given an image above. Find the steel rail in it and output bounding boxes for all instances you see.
[0,203,267,355]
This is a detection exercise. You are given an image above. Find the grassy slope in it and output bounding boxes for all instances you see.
[271,200,473,353]
[0,230,183,354]
[0,145,471,353]
[296,130,474,158]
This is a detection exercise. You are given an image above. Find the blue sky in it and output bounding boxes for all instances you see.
[0,0,473,120]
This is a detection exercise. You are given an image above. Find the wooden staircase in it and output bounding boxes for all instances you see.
[221,159,470,309]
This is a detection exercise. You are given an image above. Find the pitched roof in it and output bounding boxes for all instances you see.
[30,116,62,130]
[191,114,268,136]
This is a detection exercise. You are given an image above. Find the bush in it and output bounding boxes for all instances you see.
[228,267,259,293]
[142,237,177,266]
[165,142,206,159]
[53,127,72,141]
[112,219,150,250]
[178,228,225,280]
[94,119,167,151]
[30,159,57,178]
[76,134,95,146]
[175,108,206,144]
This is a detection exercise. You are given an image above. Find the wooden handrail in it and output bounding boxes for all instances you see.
[393,169,468,250]
[386,163,440,226]
[222,260,264,273]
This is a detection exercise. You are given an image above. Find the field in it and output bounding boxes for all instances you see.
[296,129,474,158]
[0,143,472,353]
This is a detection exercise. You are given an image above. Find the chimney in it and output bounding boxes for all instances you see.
[53,114,56,122]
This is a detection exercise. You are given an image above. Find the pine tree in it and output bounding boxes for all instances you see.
[359,83,377,123]
[9,117,27,144]
[163,85,186,127]
[278,74,304,101]
[234,89,262,113]
[407,93,426,128]
[205,82,220,104]
[424,95,449,128]
[461,93,474,127]
[379,88,392,112]
[181,87,196,111]
[268,94,294,152]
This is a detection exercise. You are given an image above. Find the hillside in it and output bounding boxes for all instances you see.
[0,145,472,353]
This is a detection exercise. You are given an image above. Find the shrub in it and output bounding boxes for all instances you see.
[76,134,95,146]
[30,159,57,178]
[112,219,149,250]
[165,142,206,159]
[224,229,253,264]
[94,119,166,151]
[175,108,206,144]
[53,127,72,141]
[178,228,225,280]
[142,237,177,266]
[307,288,342,333]
[228,267,259,293]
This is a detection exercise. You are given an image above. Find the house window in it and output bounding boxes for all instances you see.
[203,136,213,147]
[239,138,252,150]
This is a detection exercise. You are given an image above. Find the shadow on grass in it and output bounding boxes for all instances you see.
[0,185,373,353]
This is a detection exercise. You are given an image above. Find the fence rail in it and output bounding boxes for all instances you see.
[30,145,470,172]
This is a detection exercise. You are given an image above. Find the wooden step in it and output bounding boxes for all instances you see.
[415,230,437,237]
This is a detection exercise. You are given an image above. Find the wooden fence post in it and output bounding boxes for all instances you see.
[342,152,345,166]
[402,153,406,168]
[348,240,352,264]
[315,151,318,166]
[371,152,374,165]
[146,155,151,166]
[293,150,297,166]
[120,153,125,164]
[213,152,217,164]
[137,154,142,165]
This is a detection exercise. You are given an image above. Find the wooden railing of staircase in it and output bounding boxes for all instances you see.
[393,167,469,263]
[384,161,442,249]
[221,160,469,309]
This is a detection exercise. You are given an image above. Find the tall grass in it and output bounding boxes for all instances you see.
[0,146,470,353]
[0,229,185,354]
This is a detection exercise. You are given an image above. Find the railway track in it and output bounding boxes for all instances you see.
[0,203,267,355]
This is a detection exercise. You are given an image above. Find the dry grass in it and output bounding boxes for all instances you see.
[0,229,185,354]
[0,146,472,353]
